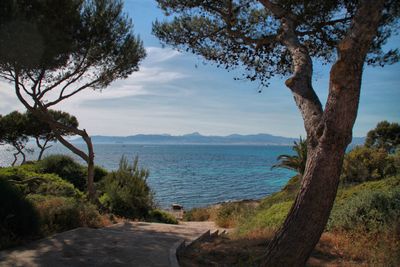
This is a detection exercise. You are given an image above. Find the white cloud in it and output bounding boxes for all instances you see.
[0,82,25,114]
[143,47,181,64]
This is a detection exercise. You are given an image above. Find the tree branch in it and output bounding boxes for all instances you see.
[296,17,353,36]
[44,79,98,108]
[14,73,89,162]
[258,0,297,21]
[276,18,323,138]
[37,53,88,101]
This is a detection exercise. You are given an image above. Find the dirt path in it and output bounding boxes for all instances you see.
[0,221,220,267]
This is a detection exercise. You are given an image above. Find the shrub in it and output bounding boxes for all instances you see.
[341,146,395,184]
[328,188,400,232]
[93,166,108,183]
[28,194,103,234]
[236,201,293,236]
[0,166,81,197]
[38,155,86,191]
[148,209,178,224]
[216,202,254,228]
[34,173,82,197]
[0,179,39,249]
[100,156,154,219]
[389,149,400,174]
[184,207,213,221]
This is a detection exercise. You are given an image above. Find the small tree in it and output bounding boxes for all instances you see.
[272,137,307,176]
[0,0,146,200]
[0,111,31,166]
[365,121,400,153]
[26,110,78,161]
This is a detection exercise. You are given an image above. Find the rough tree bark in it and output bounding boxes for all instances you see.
[262,0,386,266]
[13,74,96,200]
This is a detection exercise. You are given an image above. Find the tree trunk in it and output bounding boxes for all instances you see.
[12,143,26,166]
[20,150,26,165]
[38,147,45,161]
[51,128,96,200]
[12,151,19,166]
[36,139,52,161]
[263,138,348,266]
[36,137,45,161]
[262,0,385,265]
[82,130,95,200]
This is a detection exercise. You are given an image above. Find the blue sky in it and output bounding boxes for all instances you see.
[0,0,399,138]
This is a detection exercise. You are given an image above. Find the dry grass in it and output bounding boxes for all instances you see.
[184,200,259,229]
[316,229,400,266]
[179,228,400,266]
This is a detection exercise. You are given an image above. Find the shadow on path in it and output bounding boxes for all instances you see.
[0,221,218,267]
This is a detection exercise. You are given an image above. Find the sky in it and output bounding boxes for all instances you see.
[0,0,399,138]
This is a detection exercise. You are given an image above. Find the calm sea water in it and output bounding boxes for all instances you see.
[0,144,295,209]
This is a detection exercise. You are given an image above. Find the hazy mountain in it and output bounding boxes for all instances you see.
[72,133,365,146]
[72,133,296,145]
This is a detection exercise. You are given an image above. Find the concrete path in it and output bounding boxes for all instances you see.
[0,221,220,267]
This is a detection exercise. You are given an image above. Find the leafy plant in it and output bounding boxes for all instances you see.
[0,165,81,197]
[328,188,400,232]
[93,165,109,183]
[184,207,213,222]
[148,209,178,224]
[216,202,255,228]
[100,156,154,219]
[341,146,396,184]
[271,137,307,176]
[28,194,102,234]
[0,179,39,249]
[38,155,86,191]
[365,121,400,153]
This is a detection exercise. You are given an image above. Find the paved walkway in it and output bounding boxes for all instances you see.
[0,221,220,267]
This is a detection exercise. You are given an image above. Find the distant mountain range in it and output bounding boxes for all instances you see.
[71,133,365,146]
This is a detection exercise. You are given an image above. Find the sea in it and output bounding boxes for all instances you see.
[0,143,296,209]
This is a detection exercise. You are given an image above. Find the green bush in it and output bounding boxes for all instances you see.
[38,155,86,191]
[0,166,81,198]
[93,166,108,183]
[100,156,154,219]
[148,209,178,224]
[328,188,400,232]
[27,194,102,234]
[341,146,396,184]
[0,179,39,249]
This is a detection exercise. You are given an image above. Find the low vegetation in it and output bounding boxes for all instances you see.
[148,209,178,225]
[183,176,400,265]
[0,158,103,249]
[0,154,175,249]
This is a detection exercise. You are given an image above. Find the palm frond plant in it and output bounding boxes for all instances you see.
[272,137,308,176]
